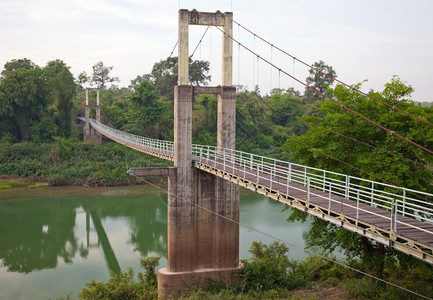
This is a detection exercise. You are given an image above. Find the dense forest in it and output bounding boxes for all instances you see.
[1,57,432,191]
[2,57,433,299]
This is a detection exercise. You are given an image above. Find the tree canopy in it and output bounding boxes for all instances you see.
[304,60,337,104]
[90,61,119,90]
[284,75,433,274]
[147,56,210,100]
[0,59,76,142]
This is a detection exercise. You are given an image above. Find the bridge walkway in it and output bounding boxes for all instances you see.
[195,154,433,262]
[87,118,433,264]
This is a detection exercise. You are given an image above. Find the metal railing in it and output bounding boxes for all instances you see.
[87,118,433,239]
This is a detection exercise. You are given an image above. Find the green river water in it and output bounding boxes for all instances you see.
[0,185,311,299]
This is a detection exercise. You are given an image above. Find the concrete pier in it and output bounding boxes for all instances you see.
[158,9,240,299]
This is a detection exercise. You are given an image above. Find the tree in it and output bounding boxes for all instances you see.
[123,80,164,138]
[0,58,77,141]
[148,56,210,100]
[128,74,152,91]
[0,62,48,141]
[90,61,119,90]
[2,58,37,73]
[268,92,308,135]
[304,60,337,104]
[44,59,77,137]
[284,77,433,274]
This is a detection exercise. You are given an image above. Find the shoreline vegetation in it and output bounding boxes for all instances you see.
[0,139,171,188]
[74,241,433,300]
[0,180,45,190]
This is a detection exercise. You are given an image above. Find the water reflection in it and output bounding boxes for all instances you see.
[0,185,310,300]
[0,198,78,273]
[0,186,168,276]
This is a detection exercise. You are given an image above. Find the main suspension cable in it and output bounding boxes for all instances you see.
[236,109,433,203]
[215,26,433,155]
[230,17,433,127]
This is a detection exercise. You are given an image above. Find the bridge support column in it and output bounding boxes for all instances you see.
[158,85,241,299]
[158,9,240,298]
[215,85,239,269]
[84,88,102,143]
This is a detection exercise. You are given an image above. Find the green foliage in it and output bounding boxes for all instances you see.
[71,240,433,299]
[304,60,337,104]
[3,58,37,72]
[0,58,76,142]
[90,61,119,90]
[44,59,77,137]
[284,76,433,288]
[192,94,218,145]
[0,65,48,140]
[28,183,44,188]
[0,140,170,186]
[78,256,159,300]
[284,77,433,191]
[238,241,305,292]
[0,181,28,189]
[148,56,210,100]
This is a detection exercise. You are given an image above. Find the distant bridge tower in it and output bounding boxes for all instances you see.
[84,88,102,143]
[158,9,241,298]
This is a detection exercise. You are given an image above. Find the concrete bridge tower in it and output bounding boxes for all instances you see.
[84,88,102,143]
[158,9,241,298]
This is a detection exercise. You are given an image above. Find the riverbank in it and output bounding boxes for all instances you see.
[0,140,171,187]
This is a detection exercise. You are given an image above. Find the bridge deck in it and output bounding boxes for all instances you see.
[87,118,433,264]
[197,157,433,253]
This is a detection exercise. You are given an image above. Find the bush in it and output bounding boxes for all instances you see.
[78,256,159,300]
[237,241,304,292]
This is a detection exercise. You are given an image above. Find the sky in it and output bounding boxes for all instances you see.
[1,0,433,101]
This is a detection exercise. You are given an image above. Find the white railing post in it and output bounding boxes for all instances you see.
[232,149,235,174]
[270,164,273,190]
[307,177,310,204]
[390,198,395,233]
[288,163,292,184]
[402,190,406,217]
[328,182,332,211]
[223,148,226,171]
[214,148,217,168]
[323,172,326,192]
[356,190,360,219]
[243,156,246,178]
[394,200,398,233]
[345,176,350,199]
[257,164,260,184]
[371,182,374,206]
[304,166,307,185]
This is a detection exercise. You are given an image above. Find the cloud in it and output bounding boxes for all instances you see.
[1,0,433,100]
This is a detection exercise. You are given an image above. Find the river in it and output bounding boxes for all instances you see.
[0,185,311,299]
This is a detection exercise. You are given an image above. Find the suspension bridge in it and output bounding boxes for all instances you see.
[80,9,433,298]
[86,118,433,264]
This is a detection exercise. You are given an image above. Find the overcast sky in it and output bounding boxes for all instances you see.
[1,0,432,101]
